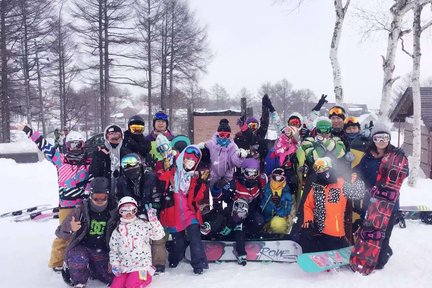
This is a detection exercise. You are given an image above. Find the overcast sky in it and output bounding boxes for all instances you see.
[188,0,432,110]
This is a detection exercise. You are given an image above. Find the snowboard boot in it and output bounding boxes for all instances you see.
[155,265,165,273]
[237,255,247,266]
[193,268,203,275]
[52,266,63,273]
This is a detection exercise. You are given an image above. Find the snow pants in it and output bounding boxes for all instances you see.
[297,229,349,253]
[49,207,72,268]
[169,224,208,270]
[67,245,114,286]
[111,271,152,288]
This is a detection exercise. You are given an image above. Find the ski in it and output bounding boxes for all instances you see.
[0,204,52,218]
[13,207,59,222]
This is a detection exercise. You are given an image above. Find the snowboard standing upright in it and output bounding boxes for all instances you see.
[350,151,408,275]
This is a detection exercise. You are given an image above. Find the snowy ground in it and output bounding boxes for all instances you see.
[0,158,431,288]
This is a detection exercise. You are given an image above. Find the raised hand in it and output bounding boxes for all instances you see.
[70,216,82,232]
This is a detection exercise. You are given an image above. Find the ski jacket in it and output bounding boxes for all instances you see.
[122,130,152,162]
[109,217,164,274]
[145,130,175,162]
[301,136,346,167]
[205,133,244,186]
[260,183,293,222]
[303,178,365,237]
[55,199,118,256]
[232,174,268,205]
[23,127,92,208]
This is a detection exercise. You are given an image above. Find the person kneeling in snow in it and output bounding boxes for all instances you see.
[56,177,117,288]
[109,197,165,288]
[297,157,365,253]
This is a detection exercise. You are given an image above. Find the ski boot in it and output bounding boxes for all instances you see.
[193,268,203,275]
[237,255,247,266]
[155,265,165,274]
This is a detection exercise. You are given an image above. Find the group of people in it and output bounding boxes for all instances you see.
[17,93,409,287]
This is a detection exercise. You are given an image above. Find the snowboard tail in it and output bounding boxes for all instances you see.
[297,246,353,273]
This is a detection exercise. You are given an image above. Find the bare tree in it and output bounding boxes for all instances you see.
[273,79,293,123]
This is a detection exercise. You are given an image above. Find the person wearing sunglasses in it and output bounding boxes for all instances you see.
[158,145,208,274]
[354,123,408,270]
[109,197,164,288]
[15,123,93,273]
[296,157,365,253]
[234,94,273,164]
[260,168,293,234]
[122,115,151,163]
[56,177,118,287]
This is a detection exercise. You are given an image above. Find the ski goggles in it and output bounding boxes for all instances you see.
[119,205,137,216]
[218,131,231,139]
[373,133,390,143]
[247,122,259,130]
[288,118,301,127]
[157,143,171,154]
[271,168,286,182]
[184,146,200,159]
[242,168,259,179]
[313,158,330,173]
[121,155,140,169]
[344,116,359,125]
[328,106,345,117]
[66,140,84,151]
[316,126,332,134]
[129,124,144,134]
[91,193,108,203]
[154,111,168,121]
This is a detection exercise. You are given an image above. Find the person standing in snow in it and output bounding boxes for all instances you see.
[16,123,93,272]
[145,111,175,163]
[122,115,152,163]
[109,196,165,288]
[56,177,117,287]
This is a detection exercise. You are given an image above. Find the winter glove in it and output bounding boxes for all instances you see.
[145,204,158,222]
[196,142,206,149]
[300,127,309,139]
[262,94,276,112]
[344,151,355,162]
[312,94,328,111]
[237,148,248,158]
[360,128,371,138]
[237,113,247,128]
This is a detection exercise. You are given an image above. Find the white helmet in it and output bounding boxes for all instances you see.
[65,131,85,153]
[117,196,138,209]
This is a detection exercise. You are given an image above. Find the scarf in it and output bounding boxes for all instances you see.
[120,216,137,224]
[216,136,231,147]
[104,139,123,174]
[89,199,108,212]
[270,179,285,197]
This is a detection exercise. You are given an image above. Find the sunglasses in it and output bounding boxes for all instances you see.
[154,111,168,121]
[248,122,259,130]
[157,143,171,154]
[129,124,144,134]
[329,107,345,116]
[121,155,140,169]
[313,159,330,173]
[373,133,390,143]
[317,127,331,134]
[288,118,301,127]
[91,193,108,202]
[119,205,137,216]
[218,132,231,139]
[344,116,359,125]
[242,168,259,179]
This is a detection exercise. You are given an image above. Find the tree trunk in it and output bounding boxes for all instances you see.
[146,0,153,131]
[408,4,423,187]
[99,0,105,129]
[35,43,46,136]
[168,2,175,125]
[0,0,10,142]
[22,1,31,124]
[104,0,110,126]
[330,0,349,104]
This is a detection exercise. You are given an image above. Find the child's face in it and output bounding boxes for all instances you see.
[119,204,137,220]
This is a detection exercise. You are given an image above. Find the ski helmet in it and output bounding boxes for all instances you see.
[240,158,260,179]
[89,177,110,194]
[153,111,169,129]
[328,105,346,120]
[183,145,201,171]
[121,153,142,179]
[128,115,145,134]
[313,157,332,173]
[287,112,303,127]
[315,117,332,134]
[117,196,138,209]
[65,131,85,153]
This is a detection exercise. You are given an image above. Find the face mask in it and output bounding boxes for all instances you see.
[124,166,141,180]
[346,132,360,141]
[316,168,337,185]
[216,136,231,147]
[90,197,108,212]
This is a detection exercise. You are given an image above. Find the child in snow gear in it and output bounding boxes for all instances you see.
[16,123,93,271]
[116,153,166,273]
[260,168,293,234]
[122,115,152,163]
[56,177,117,287]
[159,145,209,274]
[297,157,365,253]
[109,197,165,288]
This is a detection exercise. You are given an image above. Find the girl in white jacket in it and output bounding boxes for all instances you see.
[110,197,165,288]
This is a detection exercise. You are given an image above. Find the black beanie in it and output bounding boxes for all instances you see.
[106,124,123,135]
[128,115,145,127]
[217,119,231,132]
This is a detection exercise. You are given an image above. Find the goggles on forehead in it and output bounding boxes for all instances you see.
[329,107,345,116]
[373,133,390,143]
[91,193,108,203]
[248,122,259,130]
[129,124,144,134]
[271,168,286,182]
[313,159,330,173]
[288,118,301,127]
[157,143,171,154]
[242,168,259,179]
[344,116,359,125]
[218,131,230,139]
[184,146,200,158]
[316,126,332,134]
[121,155,140,169]
[119,205,137,216]
[154,111,168,121]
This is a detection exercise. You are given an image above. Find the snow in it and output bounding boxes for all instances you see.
[1,159,432,287]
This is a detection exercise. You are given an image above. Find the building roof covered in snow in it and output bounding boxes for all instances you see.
[390,87,432,131]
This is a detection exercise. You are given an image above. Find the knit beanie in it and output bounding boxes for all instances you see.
[217,118,231,132]
[371,123,391,138]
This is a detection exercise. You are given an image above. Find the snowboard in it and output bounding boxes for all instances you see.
[185,239,302,263]
[350,151,409,275]
[398,205,432,227]
[297,246,353,273]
